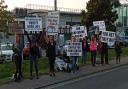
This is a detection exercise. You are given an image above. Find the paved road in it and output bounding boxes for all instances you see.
[45,66,128,89]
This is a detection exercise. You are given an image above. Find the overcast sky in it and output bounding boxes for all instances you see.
[5,0,89,10]
[4,0,128,10]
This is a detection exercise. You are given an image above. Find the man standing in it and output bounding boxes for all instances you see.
[101,42,109,65]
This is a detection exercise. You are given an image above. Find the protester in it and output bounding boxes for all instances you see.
[82,36,89,64]
[12,44,23,81]
[90,35,97,66]
[115,41,122,64]
[46,35,56,77]
[25,31,40,80]
[101,42,109,65]
[70,36,78,73]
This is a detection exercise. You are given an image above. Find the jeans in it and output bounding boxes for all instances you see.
[91,51,96,66]
[48,57,55,73]
[101,51,109,64]
[29,54,38,77]
[15,59,23,80]
[116,53,120,64]
[82,50,87,64]
[71,56,77,73]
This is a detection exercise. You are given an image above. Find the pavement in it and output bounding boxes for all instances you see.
[0,57,128,89]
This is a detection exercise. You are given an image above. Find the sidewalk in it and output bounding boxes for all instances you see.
[0,57,128,89]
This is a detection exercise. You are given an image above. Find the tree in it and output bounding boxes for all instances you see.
[81,0,121,31]
[0,0,14,33]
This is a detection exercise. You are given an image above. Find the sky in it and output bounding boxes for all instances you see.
[4,0,128,10]
[4,0,89,10]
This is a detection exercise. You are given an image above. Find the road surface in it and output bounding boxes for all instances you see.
[44,66,128,89]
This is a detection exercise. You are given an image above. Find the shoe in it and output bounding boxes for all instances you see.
[36,76,39,79]
[30,76,33,80]
[52,73,55,77]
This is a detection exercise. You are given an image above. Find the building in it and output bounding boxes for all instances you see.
[116,4,128,36]
[11,4,82,47]
[13,4,82,28]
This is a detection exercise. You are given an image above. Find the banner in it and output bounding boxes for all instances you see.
[101,31,115,44]
[93,21,106,31]
[66,42,82,56]
[25,17,42,32]
[116,27,125,42]
[72,26,87,38]
[46,11,60,35]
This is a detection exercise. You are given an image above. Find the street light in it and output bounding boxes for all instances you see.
[54,0,57,11]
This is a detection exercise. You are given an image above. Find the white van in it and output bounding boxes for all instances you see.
[0,43,13,62]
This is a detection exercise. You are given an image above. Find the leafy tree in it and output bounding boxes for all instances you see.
[0,0,14,33]
[81,0,121,31]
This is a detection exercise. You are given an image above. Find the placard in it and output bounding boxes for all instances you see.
[93,21,106,31]
[66,42,82,56]
[72,26,87,38]
[101,31,115,44]
[25,17,42,31]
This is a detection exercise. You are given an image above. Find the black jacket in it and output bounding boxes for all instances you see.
[82,40,89,51]
[47,42,56,58]
[115,42,122,54]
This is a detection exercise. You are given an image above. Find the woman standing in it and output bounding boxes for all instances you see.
[12,45,23,81]
[115,41,122,64]
[25,31,40,80]
[47,36,56,77]
[90,36,97,66]
[82,37,89,64]
[70,36,78,73]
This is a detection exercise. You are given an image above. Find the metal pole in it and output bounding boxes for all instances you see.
[54,0,57,11]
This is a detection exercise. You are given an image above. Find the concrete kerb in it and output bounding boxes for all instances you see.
[34,63,128,89]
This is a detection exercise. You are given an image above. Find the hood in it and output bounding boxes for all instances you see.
[1,50,13,55]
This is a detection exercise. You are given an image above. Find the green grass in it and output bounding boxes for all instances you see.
[0,57,49,85]
[0,47,128,85]
[78,47,128,65]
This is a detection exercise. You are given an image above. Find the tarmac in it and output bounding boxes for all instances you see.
[0,57,128,89]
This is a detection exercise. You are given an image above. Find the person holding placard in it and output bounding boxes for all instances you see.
[70,36,78,73]
[25,31,40,80]
[115,41,122,64]
[82,37,89,64]
[90,36,97,66]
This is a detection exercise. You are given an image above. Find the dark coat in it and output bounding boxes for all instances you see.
[101,42,108,53]
[47,42,56,58]
[82,40,89,51]
[115,42,122,54]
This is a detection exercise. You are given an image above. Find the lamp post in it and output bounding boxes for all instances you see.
[54,0,57,11]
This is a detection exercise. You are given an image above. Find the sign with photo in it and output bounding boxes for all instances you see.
[72,26,87,38]
[25,17,42,32]
[66,42,82,56]
[93,21,106,31]
[46,11,60,34]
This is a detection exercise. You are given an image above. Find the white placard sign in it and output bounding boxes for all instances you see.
[72,26,87,38]
[66,42,82,56]
[46,11,60,34]
[25,17,42,31]
[101,31,115,44]
[93,21,106,31]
